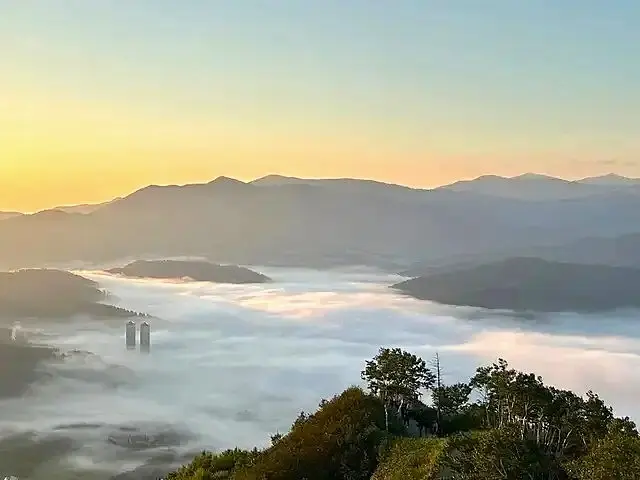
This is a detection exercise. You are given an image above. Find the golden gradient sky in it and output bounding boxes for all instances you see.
[1,1,638,212]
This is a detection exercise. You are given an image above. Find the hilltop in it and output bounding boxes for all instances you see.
[107,260,271,283]
[0,269,145,320]
[392,257,640,312]
[167,348,639,480]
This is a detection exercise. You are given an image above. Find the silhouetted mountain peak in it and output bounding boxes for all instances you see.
[472,174,507,182]
[253,174,294,182]
[208,176,247,187]
[513,173,568,182]
[579,173,639,186]
[251,175,317,187]
[27,209,72,220]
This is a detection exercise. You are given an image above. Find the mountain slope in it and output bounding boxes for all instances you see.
[438,172,640,200]
[0,178,536,269]
[440,173,591,200]
[0,212,22,221]
[52,198,122,214]
[0,269,142,319]
[393,257,640,312]
[2,175,640,270]
[578,173,640,187]
[251,174,425,202]
[108,260,271,283]
[402,230,640,277]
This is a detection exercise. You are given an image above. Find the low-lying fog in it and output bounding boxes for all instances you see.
[2,267,640,479]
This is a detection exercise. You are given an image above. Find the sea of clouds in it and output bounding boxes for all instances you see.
[2,266,640,478]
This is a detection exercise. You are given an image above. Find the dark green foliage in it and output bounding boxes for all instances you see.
[167,448,260,479]
[171,351,640,480]
[362,348,435,408]
[405,405,438,436]
[432,382,472,417]
[444,427,566,480]
[567,428,640,479]
[438,404,484,436]
[291,411,309,429]
[470,358,622,460]
[235,387,391,480]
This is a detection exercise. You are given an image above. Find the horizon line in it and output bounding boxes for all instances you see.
[3,170,636,215]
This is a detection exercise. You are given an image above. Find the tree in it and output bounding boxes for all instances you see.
[270,433,283,445]
[444,427,564,480]
[168,448,259,479]
[292,411,310,429]
[567,429,640,480]
[234,387,392,480]
[432,383,472,418]
[362,348,435,430]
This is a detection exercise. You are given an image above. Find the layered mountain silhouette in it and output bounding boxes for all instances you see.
[393,257,640,312]
[2,173,640,270]
[402,231,640,277]
[439,173,640,200]
[51,198,122,214]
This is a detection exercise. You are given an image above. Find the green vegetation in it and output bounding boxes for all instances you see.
[169,348,639,479]
[371,437,446,480]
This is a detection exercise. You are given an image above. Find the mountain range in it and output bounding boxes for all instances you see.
[1,172,640,271]
[439,173,640,200]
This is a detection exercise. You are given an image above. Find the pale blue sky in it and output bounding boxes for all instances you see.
[0,1,639,210]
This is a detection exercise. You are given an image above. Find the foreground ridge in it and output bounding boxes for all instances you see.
[166,348,638,480]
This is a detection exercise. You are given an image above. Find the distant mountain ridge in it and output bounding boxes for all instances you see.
[0,211,22,221]
[4,172,640,215]
[2,172,640,271]
[52,198,121,214]
[402,231,640,277]
[438,173,640,200]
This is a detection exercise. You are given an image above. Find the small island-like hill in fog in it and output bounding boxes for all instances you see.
[393,257,640,312]
[108,260,272,284]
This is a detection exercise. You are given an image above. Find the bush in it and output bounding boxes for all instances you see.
[234,387,392,480]
[567,429,640,480]
[443,428,566,480]
[371,437,447,480]
[167,448,259,479]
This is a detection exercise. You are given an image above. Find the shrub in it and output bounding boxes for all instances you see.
[371,437,447,480]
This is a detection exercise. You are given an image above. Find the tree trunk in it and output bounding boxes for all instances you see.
[384,404,389,432]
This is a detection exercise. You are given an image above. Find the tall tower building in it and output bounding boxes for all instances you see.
[140,321,151,352]
[126,320,136,349]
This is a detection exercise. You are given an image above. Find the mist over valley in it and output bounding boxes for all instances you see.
[3,260,640,478]
[3,175,640,479]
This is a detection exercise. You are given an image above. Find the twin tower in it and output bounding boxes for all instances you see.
[126,320,151,352]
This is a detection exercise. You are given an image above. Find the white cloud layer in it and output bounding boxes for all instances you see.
[2,266,640,477]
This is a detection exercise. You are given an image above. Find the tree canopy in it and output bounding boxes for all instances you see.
[170,350,639,480]
[361,347,435,407]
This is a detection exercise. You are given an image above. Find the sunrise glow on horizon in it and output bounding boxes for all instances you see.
[1,1,638,212]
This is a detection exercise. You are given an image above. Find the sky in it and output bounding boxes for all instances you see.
[1,0,639,212]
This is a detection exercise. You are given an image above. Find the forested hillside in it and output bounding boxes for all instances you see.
[168,348,639,479]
